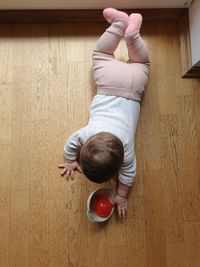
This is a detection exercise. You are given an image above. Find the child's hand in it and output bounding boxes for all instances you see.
[58,160,82,180]
[113,194,128,218]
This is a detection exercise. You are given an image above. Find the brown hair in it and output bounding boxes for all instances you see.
[79,132,124,183]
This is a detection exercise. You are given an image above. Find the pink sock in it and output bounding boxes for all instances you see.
[103,8,129,23]
[125,13,143,36]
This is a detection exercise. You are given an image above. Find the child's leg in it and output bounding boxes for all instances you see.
[125,14,150,64]
[93,8,128,58]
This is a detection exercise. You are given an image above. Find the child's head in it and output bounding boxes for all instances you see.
[79,132,124,183]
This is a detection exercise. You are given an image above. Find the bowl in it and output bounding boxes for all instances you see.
[87,187,115,222]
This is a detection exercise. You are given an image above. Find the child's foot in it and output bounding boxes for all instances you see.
[125,13,143,36]
[103,8,129,23]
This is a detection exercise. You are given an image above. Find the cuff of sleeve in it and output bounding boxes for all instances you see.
[119,172,135,187]
[118,178,133,187]
[64,150,77,161]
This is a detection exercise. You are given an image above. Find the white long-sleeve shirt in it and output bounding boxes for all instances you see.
[64,94,140,186]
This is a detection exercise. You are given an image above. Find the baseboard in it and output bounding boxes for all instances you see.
[0,8,187,23]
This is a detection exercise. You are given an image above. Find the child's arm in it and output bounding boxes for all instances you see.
[64,129,84,161]
[59,129,85,180]
[114,150,136,218]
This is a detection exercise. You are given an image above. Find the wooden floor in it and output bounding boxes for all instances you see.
[0,20,200,267]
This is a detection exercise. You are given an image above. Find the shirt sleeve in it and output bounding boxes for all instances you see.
[119,148,136,187]
[64,128,85,161]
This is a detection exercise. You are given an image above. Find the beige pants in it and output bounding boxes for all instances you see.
[93,20,150,102]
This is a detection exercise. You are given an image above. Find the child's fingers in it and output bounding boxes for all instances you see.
[117,204,127,219]
[70,170,75,180]
[121,207,127,218]
[65,170,71,180]
[60,168,67,176]
[58,164,65,168]
[77,166,82,173]
[117,206,122,218]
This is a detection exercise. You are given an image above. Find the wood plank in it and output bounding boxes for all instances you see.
[65,62,87,125]
[12,24,32,67]
[108,246,128,267]
[178,96,200,221]
[0,25,13,267]
[84,215,127,267]
[29,121,50,267]
[140,62,161,170]
[49,199,68,267]
[0,193,10,267]
[30,24,49,120]
[127,125,147,267]
[11,66,31,121]
[160,115,185,267]
[11,67,31,192]
[0,145,10,267]
[10,190,29,267]
[0,25,13,145]
[83,224,109,267]
[156,22,178,115]
[9,67,30,266]
[67,183,88,267]
[194,80,200,188]
[138,26,168,266]
[66,24,85,63]
[184,222,200,267]
[144,169,167,267]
